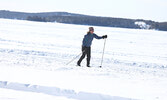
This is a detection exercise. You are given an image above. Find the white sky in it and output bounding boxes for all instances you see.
[0,0,167,22]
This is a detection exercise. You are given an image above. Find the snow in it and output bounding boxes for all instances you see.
[0,88,74,100]
[0,18,167,100]
[135,21,151,29]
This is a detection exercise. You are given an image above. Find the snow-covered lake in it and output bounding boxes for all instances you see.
[0,18,167,100]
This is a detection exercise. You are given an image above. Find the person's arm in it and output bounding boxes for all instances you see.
[93,34,107,39]
[82,35,87,46]
[93,33,103,39]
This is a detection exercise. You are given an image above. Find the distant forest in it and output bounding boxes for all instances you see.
[1,10,167,31]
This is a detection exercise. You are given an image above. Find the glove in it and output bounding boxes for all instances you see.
[102,35,107,39]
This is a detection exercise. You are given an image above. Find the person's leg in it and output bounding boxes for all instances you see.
[77,46,86,66]
[86,47,91,67]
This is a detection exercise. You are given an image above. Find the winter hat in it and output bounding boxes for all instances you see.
[89,27,94,31]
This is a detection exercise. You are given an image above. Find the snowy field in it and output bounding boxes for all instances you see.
[0,18,167,100]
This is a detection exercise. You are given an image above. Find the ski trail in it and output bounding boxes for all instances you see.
[0,81,136,100]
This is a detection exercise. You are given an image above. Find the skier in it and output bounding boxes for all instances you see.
[77,27,107,67]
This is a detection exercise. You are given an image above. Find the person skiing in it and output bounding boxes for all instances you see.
[77,27,107,67]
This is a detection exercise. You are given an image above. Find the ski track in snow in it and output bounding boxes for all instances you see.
[0,81,134,100]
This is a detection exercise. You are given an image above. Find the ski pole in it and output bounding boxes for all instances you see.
[66,50,85,65]
[100,38,106,68]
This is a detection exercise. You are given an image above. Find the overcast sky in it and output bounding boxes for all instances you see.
[0,0,167,22]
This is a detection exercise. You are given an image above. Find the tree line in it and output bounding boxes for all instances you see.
[26,15,167,31]
[1,10,166,31]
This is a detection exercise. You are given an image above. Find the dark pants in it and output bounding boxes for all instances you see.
[77,46,91,66]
